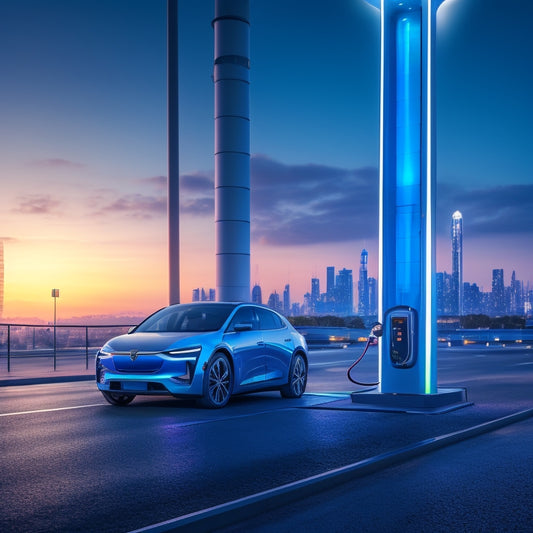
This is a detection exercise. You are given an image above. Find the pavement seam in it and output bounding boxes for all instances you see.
[128,407,533,533]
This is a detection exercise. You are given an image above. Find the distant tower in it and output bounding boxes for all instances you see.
[336,269,353,316]
[0,241,4,319]
[283,284,291,316]
[326,266,335,295]
[213,0,251,302]
[358,249,369,316]
[368,277,378,316]
[492,269,505,316]
[267,291,281,311]
[251,284,262,304]
[451,211,463,316]
[311,278,320,314]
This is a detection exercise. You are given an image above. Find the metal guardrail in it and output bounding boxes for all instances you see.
[0,323,134,372]
[2,323,531,375]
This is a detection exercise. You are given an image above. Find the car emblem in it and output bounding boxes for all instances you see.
[130,350,139,361]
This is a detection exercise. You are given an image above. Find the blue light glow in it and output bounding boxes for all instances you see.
[375,0,444,395]
[394,9,421,307]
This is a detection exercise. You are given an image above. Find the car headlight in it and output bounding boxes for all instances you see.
[98,346,112,356]
[166,347,202,383]
[166,346,202,360]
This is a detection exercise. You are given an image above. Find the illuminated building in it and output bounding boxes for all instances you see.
[451,211,463,315]
[358,249,370,316]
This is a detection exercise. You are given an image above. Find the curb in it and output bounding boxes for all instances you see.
[129,407,533,533]
[0,375,94,387]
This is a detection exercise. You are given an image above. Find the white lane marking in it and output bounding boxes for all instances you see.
[0,392,347,419]
[0,404,106,417]
[309,360,357,368]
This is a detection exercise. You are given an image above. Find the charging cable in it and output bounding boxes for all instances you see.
[347,323,382,387]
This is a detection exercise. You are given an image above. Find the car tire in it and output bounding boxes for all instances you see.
[198,352,233,409]
[101,391,136,406]
[280,353,307,399]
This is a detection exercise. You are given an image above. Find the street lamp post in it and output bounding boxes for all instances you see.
[51,289,59,370]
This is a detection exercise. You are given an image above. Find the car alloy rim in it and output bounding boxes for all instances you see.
[291,356,306,396]
[208,357,230,404]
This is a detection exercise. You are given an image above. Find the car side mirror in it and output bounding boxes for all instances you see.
[234,323,253,332]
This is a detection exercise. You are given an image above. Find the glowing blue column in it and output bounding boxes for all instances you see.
[366,0,446,394]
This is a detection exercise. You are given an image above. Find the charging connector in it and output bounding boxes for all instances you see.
[347,323,382,387]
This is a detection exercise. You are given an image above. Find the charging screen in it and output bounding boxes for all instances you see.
[390,315,410,365]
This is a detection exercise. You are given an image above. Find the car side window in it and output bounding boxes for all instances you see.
[228,307,259,332]
[256,308,284,330]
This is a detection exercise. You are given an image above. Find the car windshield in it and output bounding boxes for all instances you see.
[134,303,238,333]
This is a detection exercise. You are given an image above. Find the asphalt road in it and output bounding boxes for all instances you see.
[1,345,532,532]
[222,416,533,533]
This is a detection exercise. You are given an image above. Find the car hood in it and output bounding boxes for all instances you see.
[103,331,216,353]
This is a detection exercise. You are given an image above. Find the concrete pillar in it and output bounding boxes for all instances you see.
[213,0,251,302]
[168,0,180,304]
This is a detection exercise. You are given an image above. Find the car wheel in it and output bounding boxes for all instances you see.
[280,353,307,398]
[101,391,136,406]
[198,352,233,409]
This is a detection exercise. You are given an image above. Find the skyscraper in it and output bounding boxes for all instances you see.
[311,278,320,315]
[368,277,378,316]
[509,271,523,315]
[267,291,281,311]
[358,249,369,316]
[326,266,335,295]
[283,284,290,316]
[335,269,353,316]
[451,211,463,316]
[492,269,505,315]
[251,284,262,304]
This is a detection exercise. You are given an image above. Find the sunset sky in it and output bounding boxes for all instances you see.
[0,0,532,322]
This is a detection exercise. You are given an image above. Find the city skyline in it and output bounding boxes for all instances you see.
[0,0,532,322]
[192,239,531,320]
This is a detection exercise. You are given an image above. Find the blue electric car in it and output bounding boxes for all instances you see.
[96,302,308,408]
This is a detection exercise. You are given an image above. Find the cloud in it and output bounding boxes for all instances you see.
[250,155,379,245]
[12,195,62,215]
[181,172,214,192]
[28,158,86,169]
[96,194,166,219]
[121,157,533,246]
[181,197,214,214]
[137,176,167,193]
[172,156,380,245]
[437,183,533,237]
[179,172,215,215]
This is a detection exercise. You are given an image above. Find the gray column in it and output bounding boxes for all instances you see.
[213,0,251,302]
[168,0,180,305]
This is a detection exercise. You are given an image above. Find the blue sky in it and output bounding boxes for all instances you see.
[0,0,531,320]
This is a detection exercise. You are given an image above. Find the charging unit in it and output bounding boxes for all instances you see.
[386,306,417,368]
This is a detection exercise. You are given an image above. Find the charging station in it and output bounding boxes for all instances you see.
[351,0,469,412]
